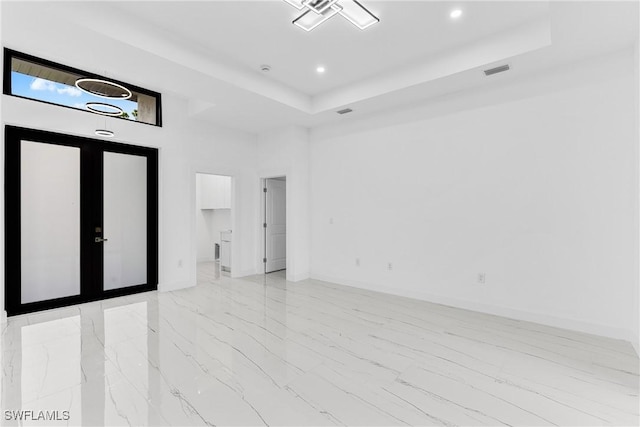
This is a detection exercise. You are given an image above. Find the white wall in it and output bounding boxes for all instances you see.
[196,207,214,262]
[310,49,638,343]
[634,22,640,355]
[257,126,310,281]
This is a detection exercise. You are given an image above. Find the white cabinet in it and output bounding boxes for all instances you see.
[198,174,231,209]
[220,231,231,272]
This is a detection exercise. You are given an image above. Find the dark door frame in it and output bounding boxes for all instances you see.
[4,125,158,316]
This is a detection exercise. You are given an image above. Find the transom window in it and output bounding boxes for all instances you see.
[3,49,162,127]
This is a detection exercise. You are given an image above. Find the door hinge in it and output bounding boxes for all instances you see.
[263,188,267,193]
[263,258,267,263]
[263,223,267,228]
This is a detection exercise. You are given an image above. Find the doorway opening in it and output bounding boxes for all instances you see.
[263,177,286,274]
[195,173,232,283]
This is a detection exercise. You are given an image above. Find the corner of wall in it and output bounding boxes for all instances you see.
[256,125,311,284]
[635,8,640,358]
[157,281,193,293]
[231,268,257,279]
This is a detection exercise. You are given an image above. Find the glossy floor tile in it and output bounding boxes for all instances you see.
[1,262,638,426]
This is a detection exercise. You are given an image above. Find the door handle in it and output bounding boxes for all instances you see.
[95,237,109,243]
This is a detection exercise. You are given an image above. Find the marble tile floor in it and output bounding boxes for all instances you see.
[1,263,638,426]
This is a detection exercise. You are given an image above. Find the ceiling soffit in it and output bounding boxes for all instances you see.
[67,2,552,115]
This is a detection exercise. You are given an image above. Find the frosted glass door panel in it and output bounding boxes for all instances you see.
[103,152,147,290]
[21,141,81,304]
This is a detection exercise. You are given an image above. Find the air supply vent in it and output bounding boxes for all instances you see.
[337,108,353,115]
[484,64,510,76]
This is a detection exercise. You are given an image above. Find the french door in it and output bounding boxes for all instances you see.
[5,126,158,315]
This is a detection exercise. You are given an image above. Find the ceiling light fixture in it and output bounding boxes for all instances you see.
[283,0,306,10]
[95,129,115,138]
[75,78,132,100]
[336,0,379,29]
[316,66,326,73]
[86,102,125,117]
[450,9,463,19]
[303,0,339,15]
[293,4,341,31]
[286,0,379,31]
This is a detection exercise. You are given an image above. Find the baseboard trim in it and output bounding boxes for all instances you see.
[232,269,257,279]
[158,281,193,292]
[311,273,633,343]
[288,271,310,282]
[631,335,640,358]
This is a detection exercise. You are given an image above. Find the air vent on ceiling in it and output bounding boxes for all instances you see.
[337,108,353,115]
[484,64,510,76]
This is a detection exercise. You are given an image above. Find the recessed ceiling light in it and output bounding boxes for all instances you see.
[317,66,326,73]
[450,9,462,19]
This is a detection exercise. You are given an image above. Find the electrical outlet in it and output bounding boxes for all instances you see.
[388,262,393,271]
[329,217,334,224]
[478,273,486,284]
[178,259,183,268]
[355,258,360,266]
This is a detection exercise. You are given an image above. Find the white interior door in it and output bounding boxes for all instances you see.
[265,178,286,273]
